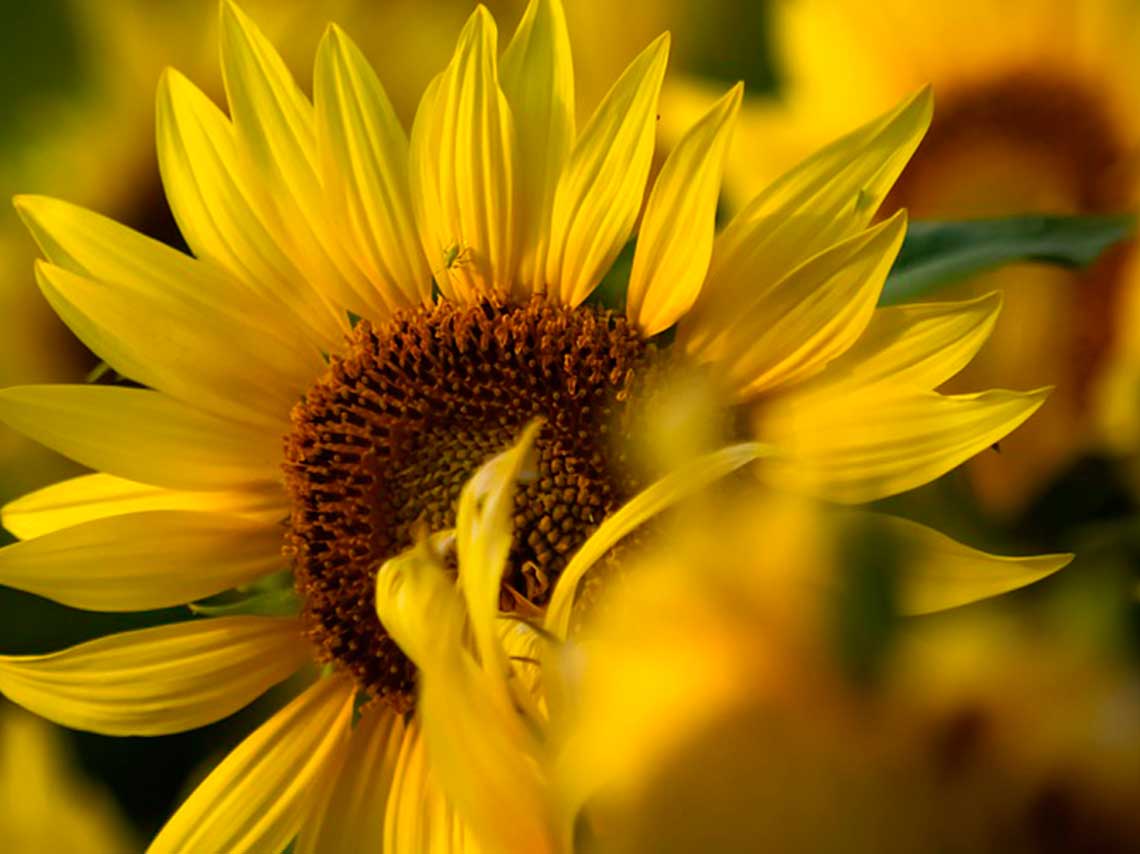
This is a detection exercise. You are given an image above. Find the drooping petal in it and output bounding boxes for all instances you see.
[0,510,284,611]
[219,0,375,318]
[759,386,1050,503]
[691,212,907,401]
[0,386,279,491]
[155,67,343,346]
[682,88,931,353]
[873,514,1072,614]
[546,442,768,639]
[456,422,540,681]
[314,25,431,312]
[418,654,558,854]
[627,83,741,336]
[805,291,1003,395]
[32,257,314,433]
[409,7,517,302]
[545,34,670,306]
[148,674,354,854]
[296,706,407,854]
[501,0,575,296]
[2,474,285,541]
[0,617,308,736]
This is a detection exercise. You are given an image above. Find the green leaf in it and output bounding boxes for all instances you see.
[881,214,1135,306]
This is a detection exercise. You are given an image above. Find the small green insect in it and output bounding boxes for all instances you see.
[435,241,473,276]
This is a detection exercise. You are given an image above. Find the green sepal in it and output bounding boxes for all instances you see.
[189,571,300,618]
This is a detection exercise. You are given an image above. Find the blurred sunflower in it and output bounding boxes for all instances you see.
[376,431,1072,852]
[1,703,136,853]
[663,0,1140,515]
[0,0,1054,849]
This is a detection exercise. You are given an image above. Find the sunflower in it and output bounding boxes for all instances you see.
[662,0,1140,514]
[0,0,1049,850]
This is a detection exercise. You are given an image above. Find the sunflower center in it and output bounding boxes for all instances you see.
[284,297,652,709]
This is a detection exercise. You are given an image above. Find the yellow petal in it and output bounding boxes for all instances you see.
[683,88,931,353]
[456,422,540,679]
[418,656,558,854]
[691,211,907,400]
[2,474,285,541]
[805,291,1003,395]
[31,257,313,433]
[219,0,375,318]
[501,0,575,297]
[0,510,284,611]
[759,387,1050,503]
[0,617,308,736]
[409,6,517,302]
[545,33,670,307]
[156,68,343,347]
[546,441,768,639]
[627,83,741,336]
[296,706,407,854]
[375,535,466,671]
[873,514,1072,614]
[384,721,480,854]
[0,386,279,491]
[149,674,354,854]
[314,25,431,313]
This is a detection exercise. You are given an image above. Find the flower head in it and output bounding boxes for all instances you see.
[0,0,1055,849]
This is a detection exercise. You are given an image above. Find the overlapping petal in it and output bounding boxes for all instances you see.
[0,509,284,611]
[544,33,669,306]
[410,7,517,302]
[297,706,408,854]
[627,83,742,336]
[682,88,931,352]
[0,386,280,491]
[501,0,576,295]
[148,674,354,854]
[156,67,343,346]
[314,25,431,312]
[0,617,309,736]
[689,211,907,401]
[760,386,1050,503]
[219,0,377,319]
[2,474,285,541]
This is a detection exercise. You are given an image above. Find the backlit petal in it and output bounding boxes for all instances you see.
[682,88,931,352]
[219,0,375,318]
[759,386,1050,503]
[0,617,308,736]
[149,674,354,854]
[32,256,314,433]
[874,514,1072,614]
[627,83,741,336]
[156,67,343,346]
[0,510,284,611]
[315,25,431,312]
[0,386,279,491]
[691,212,907,400]
[409,7,517,302]
[545,34,669,306]
[2,474,285,541]
[501,0,575,296]
[296,706,407,854]
[805,291,1003,395]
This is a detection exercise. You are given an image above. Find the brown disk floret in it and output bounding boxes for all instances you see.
[284,297,652,709]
